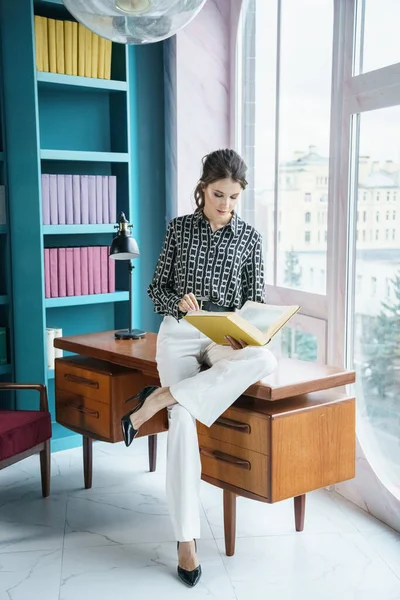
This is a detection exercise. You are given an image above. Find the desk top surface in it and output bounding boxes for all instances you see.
[55,330,355,401]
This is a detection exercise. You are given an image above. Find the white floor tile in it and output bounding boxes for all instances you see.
[0,549,62,600]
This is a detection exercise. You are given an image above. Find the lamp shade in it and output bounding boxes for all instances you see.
[109,212,140,260]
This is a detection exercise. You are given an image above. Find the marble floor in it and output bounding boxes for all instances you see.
[1,433,400,600]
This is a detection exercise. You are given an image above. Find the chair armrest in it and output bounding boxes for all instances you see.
[0,383,49,412]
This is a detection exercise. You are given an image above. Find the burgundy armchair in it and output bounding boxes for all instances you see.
[0,383,52,497]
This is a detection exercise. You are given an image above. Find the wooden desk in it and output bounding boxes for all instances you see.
[54,331,356,556]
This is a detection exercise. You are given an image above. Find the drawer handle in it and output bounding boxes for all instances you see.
[64,373,100,389]
[215,416,251,434]
[70,404,100,419]
[200,447,251,470]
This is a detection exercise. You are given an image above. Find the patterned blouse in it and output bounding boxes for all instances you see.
[147,210,266,321]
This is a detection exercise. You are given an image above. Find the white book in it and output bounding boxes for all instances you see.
[53,327,63,360]
[46,328,56,369]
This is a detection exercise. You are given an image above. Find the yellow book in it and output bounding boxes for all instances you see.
[71,21,78,76]
[98,36,105,78]
[34,15,43,71]
[104,39,112,80]
[91,33,99,78]
[55,19,65,74]
[64,20,73,75]
[184,301,301,346]
[48,18,57,73]
[41,16,49,72]
[85,27,92,77]
[78,23,86,76]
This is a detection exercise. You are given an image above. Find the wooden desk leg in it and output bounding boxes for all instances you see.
[83,436,93,489]
[148,434,157,472]
[223,489,236,557]
[294,494,306,531]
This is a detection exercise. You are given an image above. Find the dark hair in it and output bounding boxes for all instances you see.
[194,149,248,212]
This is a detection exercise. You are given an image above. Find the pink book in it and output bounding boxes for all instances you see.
[57,175,66,225]
[49,248,59,297]
[109,175,117,224]
[66,247,74,296]
[100,246,108,294]
[96,176,103,224]
[65,175,74,224]
[73,247,82,295]
[88,175,97,224]
[44,248,50,298]
[49,174,58,225]
[108,251,115,293]
[102,175,109,223]
[42,174,50,225]
[72,175,81,224]
[80,247,89,295]
[58,247,67,297]
[93,246,101,293]
[88,246,94,294]
[80,175,89,224]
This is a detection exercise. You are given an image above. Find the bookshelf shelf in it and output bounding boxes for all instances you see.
[40,150,129,162]
[0,225,6,234]
[43,224,116,235]
[45,291,129,308]
[37,72,127,92]
[0,364,11,375]
[0,295,9,305]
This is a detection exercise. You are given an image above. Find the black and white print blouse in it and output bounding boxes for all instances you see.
[147,210,266,321]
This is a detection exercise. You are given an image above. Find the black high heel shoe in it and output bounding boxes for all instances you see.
[121,385,159,447]
[177,539,202,587]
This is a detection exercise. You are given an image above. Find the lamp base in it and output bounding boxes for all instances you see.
[114,329,146,340]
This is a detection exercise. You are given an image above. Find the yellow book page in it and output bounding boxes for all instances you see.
[48,18,57,74]
[71,22,78,76]
[91,34,99,78]
[64,20,73,75]
[85,28,92,77]
[34,16,43,71]
[265,306,301,341]
[183,312,268,346]
[104,39,112,80]
[98,36,106,79]
[78,23,86,77]
[55,19,65,74]
[41,16,49,72]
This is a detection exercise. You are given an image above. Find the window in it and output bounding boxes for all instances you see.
[358,0,400,74]
[394,192,397,201]
[393,211,396,220]
[356,274,362,293]
[393,229,396,240]
[387,192,390,201]
[371,276,377,296]
[385,229,389,240]
[362,230,366,241]
[304,192,311,202]
[363,192,367,201]
[376,193,380,201]
[375,230,379,240]
[305,231,311,242]
[324,230,327,242]
[376,211,379,222]
[363,211,367,222]
[305,211,311,223]
[386,211,390,220]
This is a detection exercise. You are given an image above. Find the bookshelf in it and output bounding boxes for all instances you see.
[0,0,166,451]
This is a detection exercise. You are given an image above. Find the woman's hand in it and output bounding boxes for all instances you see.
[225,336,248,350]
[178,293,200,313]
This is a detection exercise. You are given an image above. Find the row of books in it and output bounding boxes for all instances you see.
[42,174,117,226]
[0,186,6,225]
[34,16,112,79]
[46,327,63,370]
[0,327,7,365]
[44,246,115,298]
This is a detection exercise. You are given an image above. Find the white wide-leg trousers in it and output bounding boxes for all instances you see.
[156,315,278,542]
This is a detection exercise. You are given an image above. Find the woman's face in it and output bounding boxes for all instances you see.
[202,177,242,224]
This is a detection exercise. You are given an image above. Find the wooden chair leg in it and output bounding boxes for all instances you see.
[40,439,50,498]
[83,436,93,489]
[223,489,236,556]
[294,494,306,531]
[148,434,157,472]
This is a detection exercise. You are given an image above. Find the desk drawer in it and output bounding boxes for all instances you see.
[198,433,269,499]
[197,406,270,455]
[56,361,111,405]
[56,390,110,439]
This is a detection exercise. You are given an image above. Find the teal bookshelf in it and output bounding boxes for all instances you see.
[40,150,130,162]
[43,224,116,235]
[45,291,129,308]
[37,72,128,92]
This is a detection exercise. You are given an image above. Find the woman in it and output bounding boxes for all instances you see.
[121,149,277,587]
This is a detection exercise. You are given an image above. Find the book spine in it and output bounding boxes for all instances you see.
[80,175,89,224]
[34,15,43,71]
[71,21,78,76]
[93,246,101,293]
[64,20,73,76]
[58,247,67,297]
[104,39,112,80]
[48,18,57,74]
[72,174,81,224]
[49,248,59,298]
[46,328,55,369]
[55,18,65,74]
[91,33,99,78]
[53,327,63,360]
[41,16,49,72]
[73,247,82,295]
[108,250,115,293]
[57,174,66,225]
[64,174,74,224]
[102,175,109,223]
[88,175,97,224]
[0,327,7,365]
[100,246,108,294]
[98,36,105,79]
[66,247,74,296]
[49,174,58,225]
[41,174,50,225]
[78,23,86,77]
[88,246,94,294]
[109,175,117,224]
[44,248,51,298]
[95,175,103,224]
[80,246,89,295]
[85,27,92,78]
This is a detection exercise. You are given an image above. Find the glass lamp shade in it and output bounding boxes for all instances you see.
[62,0,207,44]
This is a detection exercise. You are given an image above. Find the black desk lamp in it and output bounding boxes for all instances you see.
[109,212,146,340]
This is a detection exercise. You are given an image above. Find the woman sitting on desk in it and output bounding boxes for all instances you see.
[121,148,278,587]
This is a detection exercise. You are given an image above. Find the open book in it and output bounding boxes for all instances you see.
[184,301,301,346]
